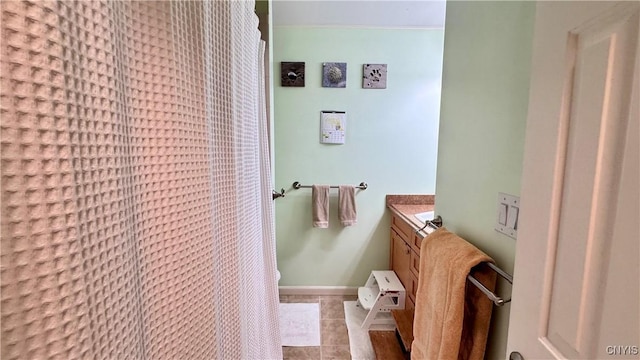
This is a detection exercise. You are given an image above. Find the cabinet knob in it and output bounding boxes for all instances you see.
[405,244,410,254]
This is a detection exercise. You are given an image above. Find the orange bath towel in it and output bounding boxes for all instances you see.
[411,227,497,360]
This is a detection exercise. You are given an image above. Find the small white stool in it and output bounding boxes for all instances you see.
[357,270,406,330]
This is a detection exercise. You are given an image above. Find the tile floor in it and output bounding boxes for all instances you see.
[280,294,358,360]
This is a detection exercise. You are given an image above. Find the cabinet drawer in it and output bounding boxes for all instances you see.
[392,213,426,257]
[411,233,425,254]
[410,249,420,277]
[391,213,413,242]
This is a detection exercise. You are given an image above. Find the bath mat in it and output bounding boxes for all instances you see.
[343,301,395,360]
[279,303,321,346]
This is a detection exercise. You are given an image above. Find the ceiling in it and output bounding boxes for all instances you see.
[271,0,446,28]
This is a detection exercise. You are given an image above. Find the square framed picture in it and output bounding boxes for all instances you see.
[322,62,347,88]
[362,64,387,89]
[281,62,305,87]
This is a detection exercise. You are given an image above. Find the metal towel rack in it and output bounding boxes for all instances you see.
[468,262,513,306]
[292,181,368,190]
[415,215,513,307]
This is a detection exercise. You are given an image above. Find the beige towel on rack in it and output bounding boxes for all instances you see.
[412,227,497,360]
[312,185,330,228]
[338,185,357,226]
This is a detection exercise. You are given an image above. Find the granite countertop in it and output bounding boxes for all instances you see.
[386,194,436,231]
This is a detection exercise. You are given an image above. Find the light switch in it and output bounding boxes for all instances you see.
[495,192,520,239]
[506,205,519,229]
[498,204,508,225]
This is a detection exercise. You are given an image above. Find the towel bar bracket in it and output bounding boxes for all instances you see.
[416,215,443,234]
[272,188,285,200]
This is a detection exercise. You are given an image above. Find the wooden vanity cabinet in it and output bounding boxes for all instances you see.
[390,212,426,310]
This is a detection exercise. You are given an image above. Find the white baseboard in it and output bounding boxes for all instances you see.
[278,286,358,296]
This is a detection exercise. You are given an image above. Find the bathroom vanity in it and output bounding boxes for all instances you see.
[385,195,435,310]
[367,195,435,357]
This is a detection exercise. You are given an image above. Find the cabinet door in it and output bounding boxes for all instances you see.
[407,273,419,304]
[405,295,415,310]
[391,229,411,293]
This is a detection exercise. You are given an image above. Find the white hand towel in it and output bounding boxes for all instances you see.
[339,185,357,226]
[312,185,329,228]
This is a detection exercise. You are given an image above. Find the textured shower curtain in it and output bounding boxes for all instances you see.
[0,1,281,359]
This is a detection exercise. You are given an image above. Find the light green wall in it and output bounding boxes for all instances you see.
[435,2,535,359]
[274,27,444,286]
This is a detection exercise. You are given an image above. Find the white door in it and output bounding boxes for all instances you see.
[507,2,639,359]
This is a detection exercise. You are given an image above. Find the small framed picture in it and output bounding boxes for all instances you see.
[281,62,305,87]
[362,64,387,89]
[322,62,347,88]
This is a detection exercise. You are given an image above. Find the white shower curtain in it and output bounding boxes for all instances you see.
[0,1,281,359]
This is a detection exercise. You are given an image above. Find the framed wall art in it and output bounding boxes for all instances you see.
[362,64,387,89]
[322,62,347,88]
[281,62,305,87]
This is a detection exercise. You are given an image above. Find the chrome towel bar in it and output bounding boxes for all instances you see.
[292,181,368,190]
[415,215,513,307]
[467,262,513,306]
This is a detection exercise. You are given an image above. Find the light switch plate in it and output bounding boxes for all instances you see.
[495,192,520,239]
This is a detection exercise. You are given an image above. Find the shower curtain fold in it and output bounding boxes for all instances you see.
[0,1,281,359]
